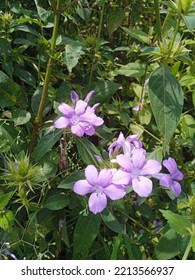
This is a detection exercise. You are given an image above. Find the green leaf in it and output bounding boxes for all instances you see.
[180,114,195,139]
[101,208,126,234]
[31,129,63,161]
[0,122,19,153]
[161,210,192,235]
[107,7,125,37]
[121,27,150,44]
[0,210,14,230]
[73,214,101,256]
[182,14,195,30]
[155,229,180,259]
[57,170,85,190]
[0,192,14,209]
[12,108,31,126]
[63,41,84,72]
[43,194,70,210]
[115,63,147,78]
[14,67,36,87]
[76,3,91,22]
[83,80,120,104]
[0,71,27,108]
[148,65,184,152]
[75,137,102,166]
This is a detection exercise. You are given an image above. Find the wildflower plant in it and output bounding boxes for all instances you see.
[0,0,194,261]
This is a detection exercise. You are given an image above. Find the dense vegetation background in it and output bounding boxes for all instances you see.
[0,0,195,260]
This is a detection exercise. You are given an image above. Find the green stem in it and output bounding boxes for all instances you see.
[154,0,162,44]
[182,237,192,260]
[89,0,105,83]
[118,208,151,234]
[29,0,61,153]
[168,18,181,58]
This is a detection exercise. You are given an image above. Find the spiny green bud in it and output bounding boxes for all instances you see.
[175,0,193,14]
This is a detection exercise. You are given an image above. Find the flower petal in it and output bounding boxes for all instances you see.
[80,112,104,126]
[71,91,79,106]
[140,159,162,176]
[132,149,146,170]
[54,117,70,128]
[88,192,107,214]
[75,100,88,115]
[84,90,95,103]
[171,181,182,197]
[116,154,132,172]
[85,165,98,186]
[73,179,93,195]
[104,184,126,200]
[160,174,171,188]
[98,168,112,187]
[132,176,153,197]
[58,103,74,117]
[112,169,131,185]
[84,125,95,136]
[71,124,85,137]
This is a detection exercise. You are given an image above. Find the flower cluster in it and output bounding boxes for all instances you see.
[73,132,183,214]
[54,90,184,215]
[54,91,104,137]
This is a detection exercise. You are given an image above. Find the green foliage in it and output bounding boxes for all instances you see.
[148,65,184,152]
[0,0,194,260]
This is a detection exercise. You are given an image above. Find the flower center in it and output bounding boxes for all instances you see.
[93,185,103,194]
[70,115,80,125]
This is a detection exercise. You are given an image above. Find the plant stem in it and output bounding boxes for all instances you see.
[154,0,162,44]
[29,0,61,153]
[118,208,151,234]
[182,237,192,260]
[89,0,105,83]
[168,18,181,58]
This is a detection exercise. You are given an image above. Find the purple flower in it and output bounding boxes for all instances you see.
[116,149,162,197]
[54,91,104,137]
[159,157,183,197]
[108,132,142,157]
[73,165,127,214]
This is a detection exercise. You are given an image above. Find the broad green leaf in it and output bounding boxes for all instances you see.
[14,67,36,87]
[12,108,31,126]
[31,129,63,161]
[138,105,152,125]
[0,122,19,153]
[83,80,120,104]
[101,208,126,234]
[155,229,180,259]
[182,14,195,30]
[115,63,147,78]
[75,137,102,166]
[107,7,125,37]
[0,71,28,108]
[161,210,192,235]
[73,214,101,256]
[76,3,91,22]
[63,41,84,73]
[0,192,14,209]
[31,87,51,116]
[57,170,85,190]
[43,194,70,210]
[121,27,150,44]
[0,210,14,230]
[180,114,195,139]
[148,65,184,152]
[179,74,195,86]
[34,0,53,24]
